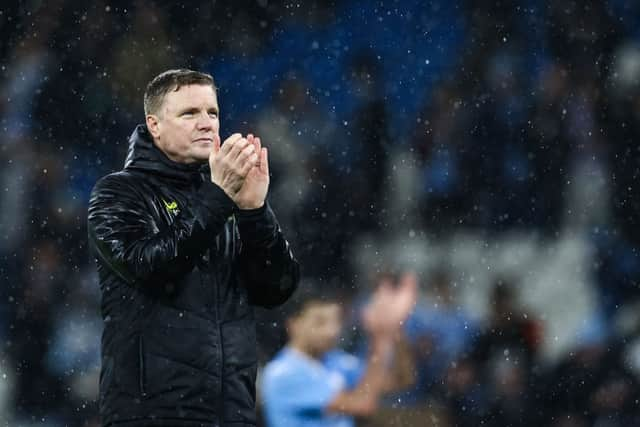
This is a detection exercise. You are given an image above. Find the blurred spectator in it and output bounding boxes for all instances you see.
[9,239,65,420]
[441,278,542,426]
[261,273,416,427]
[462,47,533,229]
[343,50,392,232]
[546,1,623,83]
[45,284,101,424]
[0,1,58,145]
[542,313,640,426]
[603,42,640,246]
[472,278,541,376]
[109,2,176,116]
[526,61,572,230]
[0,137,35,279]
[441,356,487,427]
[402,269,478,401]
[411,83,468,228]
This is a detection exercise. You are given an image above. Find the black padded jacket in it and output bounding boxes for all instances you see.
[87,125,299,426]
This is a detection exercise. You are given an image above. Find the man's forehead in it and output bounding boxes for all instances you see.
[164,84,218,108]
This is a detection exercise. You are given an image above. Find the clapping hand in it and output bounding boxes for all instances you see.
[233,134,269,210]
[362,272,418,338]
[209,133,269,209]
[209,133,258,197]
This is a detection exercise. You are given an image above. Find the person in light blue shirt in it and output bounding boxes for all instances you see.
[262,347,364,427]
[261,273,417,427]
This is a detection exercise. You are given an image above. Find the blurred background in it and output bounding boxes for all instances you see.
[1,0,640,425]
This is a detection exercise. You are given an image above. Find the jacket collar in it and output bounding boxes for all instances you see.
[124,124,210,184]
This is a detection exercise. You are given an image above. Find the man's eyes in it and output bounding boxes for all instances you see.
[181,111,218,117]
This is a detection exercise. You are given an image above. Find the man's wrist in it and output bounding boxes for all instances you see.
[235,202,278,246]
[369,336,394,365]
[198,181,236,212]
[236,200,265,211]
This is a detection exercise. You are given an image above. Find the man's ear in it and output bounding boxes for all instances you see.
[146,114,161,139]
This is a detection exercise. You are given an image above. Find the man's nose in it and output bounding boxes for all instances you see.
[196,112,214,130]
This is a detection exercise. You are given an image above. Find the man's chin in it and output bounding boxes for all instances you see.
[192,150,211,163]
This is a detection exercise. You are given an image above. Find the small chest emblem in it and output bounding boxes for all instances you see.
[162,198,180,215]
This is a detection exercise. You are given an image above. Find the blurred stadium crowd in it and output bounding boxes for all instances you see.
[1,0,640,426]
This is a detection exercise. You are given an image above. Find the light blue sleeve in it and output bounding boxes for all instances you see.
[262,356,344,426]
[323,350,365,390]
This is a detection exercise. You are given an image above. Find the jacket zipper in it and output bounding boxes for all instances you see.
[139,335,146,397]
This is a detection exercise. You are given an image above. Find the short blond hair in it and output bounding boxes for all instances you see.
[143,69,216,116]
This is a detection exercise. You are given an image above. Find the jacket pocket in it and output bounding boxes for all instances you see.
[221,315,257,373]
[143,351,215,401]
[221,317,258,424]
[112,334,144,398]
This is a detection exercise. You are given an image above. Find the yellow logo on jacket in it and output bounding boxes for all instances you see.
[162,198,180,215]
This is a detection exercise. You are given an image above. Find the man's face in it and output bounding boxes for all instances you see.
[290,302,342,355]
[147,84,220,164]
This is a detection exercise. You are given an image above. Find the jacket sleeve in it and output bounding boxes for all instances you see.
[236,203,300,308]
[87,173,235,286]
